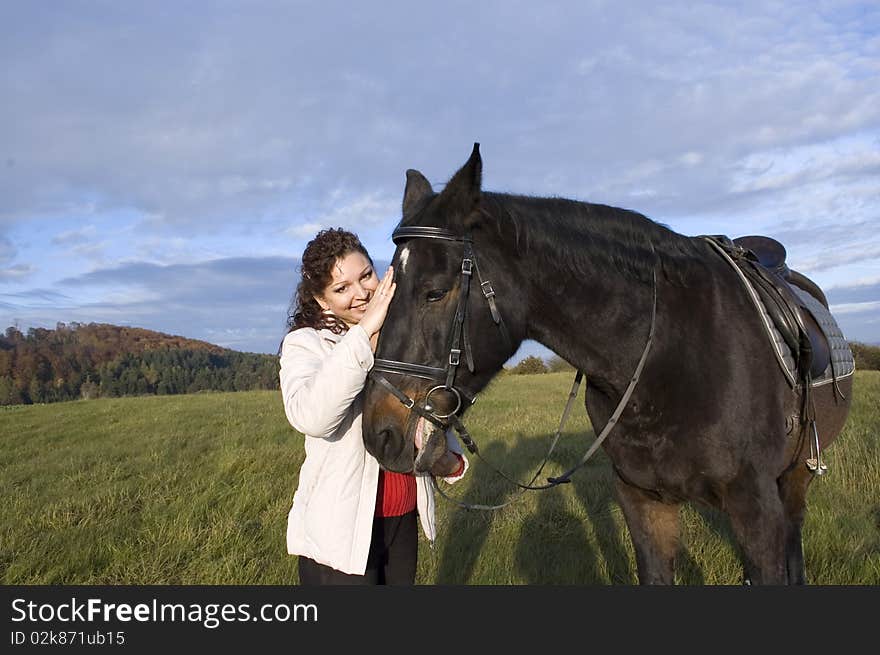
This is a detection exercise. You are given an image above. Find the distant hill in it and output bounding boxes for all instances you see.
[0,322,279,405]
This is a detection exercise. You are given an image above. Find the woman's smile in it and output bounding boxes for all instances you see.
[314,252,378,327]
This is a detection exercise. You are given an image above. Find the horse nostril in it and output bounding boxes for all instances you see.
[376,427,413,474]
[377,428,393,450]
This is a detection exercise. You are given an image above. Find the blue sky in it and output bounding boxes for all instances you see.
[1,1,878,362]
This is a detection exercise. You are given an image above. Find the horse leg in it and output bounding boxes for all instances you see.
[774,376,853,584]
[614,472,681,584]
[726,473,787,584]
[777,464,814,584]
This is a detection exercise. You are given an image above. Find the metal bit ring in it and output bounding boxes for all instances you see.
[424,385,462,419]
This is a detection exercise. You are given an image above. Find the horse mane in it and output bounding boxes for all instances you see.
[479,192,707,286]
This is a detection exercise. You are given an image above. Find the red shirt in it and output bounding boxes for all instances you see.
[374,455,465,517]
[375,470,417,517]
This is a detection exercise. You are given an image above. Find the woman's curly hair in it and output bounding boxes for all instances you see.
[284,228,373,338]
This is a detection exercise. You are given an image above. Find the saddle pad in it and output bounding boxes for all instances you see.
[789,286,855,386]
[703,236,854,388]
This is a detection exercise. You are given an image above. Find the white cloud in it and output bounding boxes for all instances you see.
[51,226,97,246]
[0,264,35,282]
[679,152,704,167]
[313,192,397,229]
[825,275,880,291]
[794,242,880,274]
[285,222,325,239]
[830,300,880,315]
[71,241,109,262]
[730,134,880,195]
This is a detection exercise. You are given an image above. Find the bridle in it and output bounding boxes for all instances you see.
[369,225,512,451]
[368,223,658,510]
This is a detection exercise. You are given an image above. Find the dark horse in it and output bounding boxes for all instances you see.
[362,144,853,584]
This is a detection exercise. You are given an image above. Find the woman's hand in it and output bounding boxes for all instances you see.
[429,450,464,478]
[359,265,396,347]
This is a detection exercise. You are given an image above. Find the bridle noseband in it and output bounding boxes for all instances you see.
[368,225,512,439]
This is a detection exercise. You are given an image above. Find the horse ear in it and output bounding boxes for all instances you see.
[402,169,433,217]
[440,143,482,213]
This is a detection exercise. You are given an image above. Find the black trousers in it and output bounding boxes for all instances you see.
[297,510,418,585]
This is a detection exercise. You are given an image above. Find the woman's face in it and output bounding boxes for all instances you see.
[314,251,378,327]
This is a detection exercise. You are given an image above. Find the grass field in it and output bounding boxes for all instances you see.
[1,370,878,585]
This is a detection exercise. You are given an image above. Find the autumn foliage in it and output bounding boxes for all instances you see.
[0,322,279,405]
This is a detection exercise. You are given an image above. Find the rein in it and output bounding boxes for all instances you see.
[369,224,658,510]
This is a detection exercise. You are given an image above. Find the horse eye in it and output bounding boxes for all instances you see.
[426,289,448,302]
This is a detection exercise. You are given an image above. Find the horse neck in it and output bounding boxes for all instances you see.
[527,258,654,387]
[481,194,666,386]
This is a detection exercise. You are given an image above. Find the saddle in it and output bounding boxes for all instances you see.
[703,235,831,385]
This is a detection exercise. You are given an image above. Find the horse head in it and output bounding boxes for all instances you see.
[362,144,525,473]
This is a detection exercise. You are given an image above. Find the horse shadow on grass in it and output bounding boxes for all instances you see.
[434,431,736,585]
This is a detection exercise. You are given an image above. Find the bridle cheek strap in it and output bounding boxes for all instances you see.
[445,240,475,389]
[472,255,512,348]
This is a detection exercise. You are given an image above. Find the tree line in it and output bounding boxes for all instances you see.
[0,322,279,406]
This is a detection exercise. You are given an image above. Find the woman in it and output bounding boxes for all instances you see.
[279,228,467,585]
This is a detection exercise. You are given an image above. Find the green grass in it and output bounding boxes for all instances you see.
[1,372,878,585]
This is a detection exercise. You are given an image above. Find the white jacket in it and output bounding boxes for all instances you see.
[279,324,468,575]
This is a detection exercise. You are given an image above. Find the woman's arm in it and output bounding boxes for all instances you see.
[279,325,373,438]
